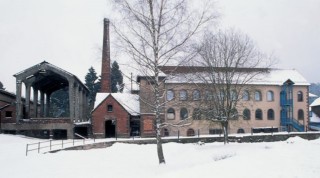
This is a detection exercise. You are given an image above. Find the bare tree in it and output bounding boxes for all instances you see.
[191,29,273,144]
[111,0,217,164]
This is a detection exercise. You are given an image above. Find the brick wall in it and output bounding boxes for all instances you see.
[92,95,130,138]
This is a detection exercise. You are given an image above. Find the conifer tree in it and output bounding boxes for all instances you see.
[85,67,101,111]
[111,61,123,93]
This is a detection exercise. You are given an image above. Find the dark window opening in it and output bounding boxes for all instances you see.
[107,105,113,112]
[267,109,275,120]
[209,129,222,135]
[255,109,263,120]
[5,111,12,118]
[243,109,251,120]
[237,128,245,134]
[187,128,195,136]
[298,109,304,120]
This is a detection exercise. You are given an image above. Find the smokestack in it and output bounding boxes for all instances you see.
[100,18,111,93]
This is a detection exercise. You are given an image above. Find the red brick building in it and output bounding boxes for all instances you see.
[92,93,140,138]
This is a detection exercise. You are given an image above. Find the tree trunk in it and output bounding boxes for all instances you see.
[223,121,229,144]
[156,124,165,164]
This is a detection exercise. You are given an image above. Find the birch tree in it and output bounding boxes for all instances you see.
[111,0,217,164]
[192,30,272,144]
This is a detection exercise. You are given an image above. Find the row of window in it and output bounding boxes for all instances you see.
[162,128,246,137]
[167,107,305,120]
[166,89,305,102]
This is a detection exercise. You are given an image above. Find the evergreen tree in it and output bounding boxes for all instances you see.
[50,88,69,117]
[0,81,4,90]
[85,67,101,111]
[111,61,124,93]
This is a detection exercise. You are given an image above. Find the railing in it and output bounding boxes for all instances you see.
[26,137,95,156]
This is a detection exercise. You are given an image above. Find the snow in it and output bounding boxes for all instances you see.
[94,93,140,115]
[311,97,320,107]
[1,134,320,178]
[165,68,309,86]
[310,111,320,123]
[309,93,318,98]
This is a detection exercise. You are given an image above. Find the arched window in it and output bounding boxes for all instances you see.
[179,90,188,100]
[231,90,237,101]
[187,128,195,136]
[230,108,238,120]
[255,91,262,101]
[180,108,188,120]
[242,90,250,101]
[255,109,263,120]
[192,108,202,120]
[267,91,274,101]
[297,91,303,102]
[267,109,275,120]
[166,90,174,101]
[237,128,245,134]
[205,90,212,100]
[167,108,175,120]
[193,90,201,100]
[243,109,251,120]
[298,109,304,120]
[163,128,169,137]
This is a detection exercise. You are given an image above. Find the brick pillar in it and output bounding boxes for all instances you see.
[33,89,38,118]
[100,18,111,93]
[25,84,31,119]
[16,79,23,122]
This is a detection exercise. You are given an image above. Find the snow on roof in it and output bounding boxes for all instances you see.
[309,93,318,98]
[310,111,320,123]
[94,93,140,116]
[165,68,309,86]
[310,97,320,107]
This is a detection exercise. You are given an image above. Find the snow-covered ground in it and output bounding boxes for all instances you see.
[1,134,320,178]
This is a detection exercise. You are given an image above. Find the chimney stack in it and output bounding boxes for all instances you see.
[100,18,111,93]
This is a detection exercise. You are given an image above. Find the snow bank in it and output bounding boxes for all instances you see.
[1,134,320,178]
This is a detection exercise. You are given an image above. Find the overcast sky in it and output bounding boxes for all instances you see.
[1,0,320,92]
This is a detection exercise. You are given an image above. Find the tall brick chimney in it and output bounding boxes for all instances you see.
[100,18,111,93]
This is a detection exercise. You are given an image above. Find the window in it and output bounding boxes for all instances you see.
[107,105,113,112]
[205,90,212,100]
[298,109,304,120]
[267,91,274,101]
[163,128,169,137]
[243,109,251,120]
[192,90,201,100]
[242,90,250,101]
[237,128,245,134]
[231,90,237,101]
[166,90,174,101]
[167,108,175,120]
[255,91,262,101]
[5,111,12,118]
[209,129,222,135]
[267,109,275,120]
[179,90,188,100]
[192,108,202,120]
[180,108,188,120]
[255,109,263,120]
[297,91,303,102]
[187,128,195,136]
[230,109,238,120]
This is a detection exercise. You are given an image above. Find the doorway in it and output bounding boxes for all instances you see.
[105,120,116,138]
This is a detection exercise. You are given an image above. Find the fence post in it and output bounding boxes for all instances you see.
[271,126,273,135]
[50,140,52,151]
[38,142,40,153]
[83,139,85,145]
[198,129,200,138]
[73,139,75,146]
[251,128,253,135]
[178,130,180,140]
[26,144,28,156]
[62,140,64,149]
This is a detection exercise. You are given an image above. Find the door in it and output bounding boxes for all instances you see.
[105,120,116,138]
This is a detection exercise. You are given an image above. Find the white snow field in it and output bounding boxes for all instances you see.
[1,134,320,178]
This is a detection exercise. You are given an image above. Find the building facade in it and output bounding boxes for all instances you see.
[137,67,309,137]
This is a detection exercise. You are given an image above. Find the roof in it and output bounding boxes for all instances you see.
[309,93,318,98]
[310,98,320,107]
[164,68,309,86]
[94,93,140,116]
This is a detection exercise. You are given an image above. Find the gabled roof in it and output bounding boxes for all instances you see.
[94,93,140,116]
[311,97,320,107]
